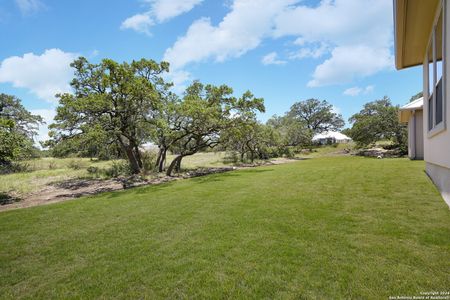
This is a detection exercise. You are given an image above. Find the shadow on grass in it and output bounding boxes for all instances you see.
[190,168,274,184]
[105,166,275,198]
[105,180,178,198]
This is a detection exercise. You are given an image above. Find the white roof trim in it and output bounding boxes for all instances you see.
[400,97,424,111]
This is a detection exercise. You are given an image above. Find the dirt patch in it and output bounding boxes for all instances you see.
[355,147,404,158]
[0,159,299,212]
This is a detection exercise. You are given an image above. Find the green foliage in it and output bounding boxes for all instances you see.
[266,114,312,148]
[140,150,158,174]
[46,125,122,160]
[165,82,265,175]
[347,96,407,150]
[48,57,170,174]
[104,161,132,177]
[86,166,100,174]
[223,121,281,162]
[288,98,345,134]
[68,160,84,170]
[0,94,43,170]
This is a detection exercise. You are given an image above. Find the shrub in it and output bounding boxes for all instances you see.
[87,166,100,174]
[224,152,239,164]
[141,151,157,174]
[0,192,19,205]
[67,160,81,170]
[48,161,57,170]
[283,147,296,158]
[68,160,84,170]
[104,161,132,178]
[0,162,33,174]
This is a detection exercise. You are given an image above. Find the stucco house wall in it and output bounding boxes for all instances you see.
[422,0,450,206]
[408,110,424,160]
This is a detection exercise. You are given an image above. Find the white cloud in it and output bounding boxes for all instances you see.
[289,42,329,59]
[262,52,286,65]
[30,108,56,143]
[307,45,392,87]
[332,105,342,116]
[121,0,203,34]
[90,49,100,58]
[15,0,45,15]
[364,85,375,94]
[121,13,154,35]
[150,0,204,22]
[273,0,393,87]
[343,86,362,96]
[164,0,294,70]
[0,49,78,102]
[164,70,192,94]
[163,0,394,87]
[273,0,391,47]
[343,84,375,96]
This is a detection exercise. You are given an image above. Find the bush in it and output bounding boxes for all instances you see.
[224,152,240,164]
[141,151,157,174]
[68,160,83,170]
[87,166,100,174]
[0,192,19,205]
[0,161,33,174]
[283,147,296,158]
[48,161,57,170]
[104,161,132,178]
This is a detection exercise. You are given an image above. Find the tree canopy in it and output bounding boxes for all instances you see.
[164,82,265,175]
[288,99,344,135]
[0,94,43,168]
[48,57,265,175]
[49,57,170,173]
[346,96,407,149]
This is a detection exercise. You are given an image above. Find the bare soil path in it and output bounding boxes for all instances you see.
[0,158,300,212]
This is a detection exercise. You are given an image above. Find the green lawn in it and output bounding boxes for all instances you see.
[0,156,449,299]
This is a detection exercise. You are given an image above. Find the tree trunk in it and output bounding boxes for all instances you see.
[158,148,167,172]
[124,146,141,174]
[117,136,141,174]
[134,144,143,168]
[166,155,183,176]
[156,148,167,172]
[156,147,167,172]
[155,148,162,170]
[175,156,182,172]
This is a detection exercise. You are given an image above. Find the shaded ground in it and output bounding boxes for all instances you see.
[0,158,299,211]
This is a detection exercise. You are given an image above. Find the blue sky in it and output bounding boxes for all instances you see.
[0,0,423,141]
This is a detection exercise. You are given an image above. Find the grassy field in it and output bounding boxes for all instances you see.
[0,156,448,298]
[0,152,230,197]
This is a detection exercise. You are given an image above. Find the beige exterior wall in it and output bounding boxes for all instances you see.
[423,0,450,169]
[426,163,450,207]
[408,110,424,160]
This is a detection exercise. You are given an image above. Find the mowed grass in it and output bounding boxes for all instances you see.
[0,156,449,299]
